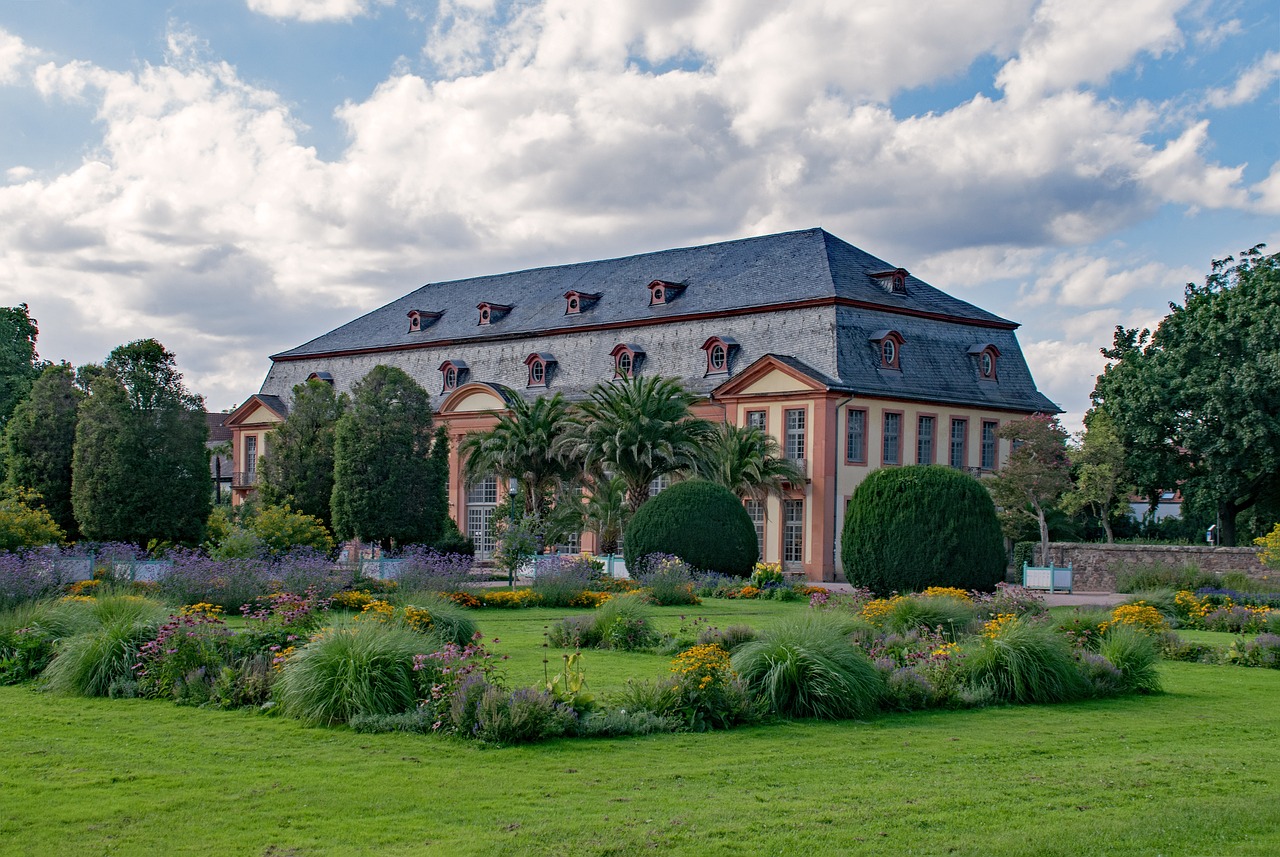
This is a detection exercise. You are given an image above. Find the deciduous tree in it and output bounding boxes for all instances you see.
[1093,246,1280,545]
[1060,410,1131,543]
[0,304,42,432]
[988,414,1072,564]
[71,340,211,546]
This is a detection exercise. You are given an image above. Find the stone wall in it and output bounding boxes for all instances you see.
[1031,543,1269,592]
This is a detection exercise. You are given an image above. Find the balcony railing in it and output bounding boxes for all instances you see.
[232,470,258,489]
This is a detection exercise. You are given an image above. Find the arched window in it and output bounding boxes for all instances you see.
[701,336,739,376]
[407,310,441,332]
[870,330,904,370]
[439,360,468,393]
[967,344,1001,381]
[563,291,600,315]
[476,302,511,325]
[524,353,555,388]
[610,343,644,379]
[647,280,686,306]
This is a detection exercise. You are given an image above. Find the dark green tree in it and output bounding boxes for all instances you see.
[1093,246,1280,545]
[0,304,42,432]
[842,465,1006,594]
[331,365,442,550]
[71,340,211,546]
[4,363,83,536]
[623,479,758,576]
[259,379,349,529]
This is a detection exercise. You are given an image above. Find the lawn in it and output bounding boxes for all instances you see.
[2,599,1279,856]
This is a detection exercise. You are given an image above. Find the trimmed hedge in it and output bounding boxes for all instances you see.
[842,465,1005,594]
[623,480,758,577]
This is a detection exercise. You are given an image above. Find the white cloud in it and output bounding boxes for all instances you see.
[996,0,1188,103]
[1205,50,1280,108]
[245,0,394,23]
[0,2,1268,416]
[0,28,37,85]
[1022,253,1199,307]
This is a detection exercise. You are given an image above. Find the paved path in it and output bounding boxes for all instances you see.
[816,582,1127,608]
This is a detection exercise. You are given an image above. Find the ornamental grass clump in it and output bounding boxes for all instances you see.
[880,595,977,640]
[960,617,1090,705]
[41,617,162,697]
[1097,624,1162,694]
[591,594,658,651]
[731,614,883,719]
[395,592,477,646]
[274,619,433,726]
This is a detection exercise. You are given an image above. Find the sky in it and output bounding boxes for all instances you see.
[1,0,1277,432]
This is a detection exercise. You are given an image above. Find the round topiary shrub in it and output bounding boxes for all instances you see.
[623,480,758,577]
[841,465,1005,594]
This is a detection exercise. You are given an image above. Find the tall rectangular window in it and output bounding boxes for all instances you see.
[745,499,765,559]
[466,476,499,560]
[783,499,804,564]
[950,419,968,469]
[245,435,258,474]
[746,410,767,431]
[917,415,935,464]
[981,420,998,470]
[648,474,671,497]
[784,409,806,462]
[882,412,902,465]
[846,408,867,464]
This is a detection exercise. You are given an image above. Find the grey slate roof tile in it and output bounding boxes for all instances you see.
[273,228,1009,360]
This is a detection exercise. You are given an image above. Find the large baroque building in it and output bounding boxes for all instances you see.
[226,228,1058,580]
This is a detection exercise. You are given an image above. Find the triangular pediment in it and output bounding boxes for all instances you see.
[713,354,830,399]
[224,395,287,428]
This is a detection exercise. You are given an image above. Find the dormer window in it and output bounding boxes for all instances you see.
[701,336,739,376]
[564,291,601,315]
[647,280,686,306]
[439,359,469,393]
[870,269,909,295]
[306,371,334,385]
[525,353,555,388]
[610,343,645,379]
[869,330,905,370]
[407,310,442,333]
[477,302,512,325]
[968,344,1001,381]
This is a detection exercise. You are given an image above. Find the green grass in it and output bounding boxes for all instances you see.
[4,598,1280,855]
[478,600,806,693]
[1,663,1278,855]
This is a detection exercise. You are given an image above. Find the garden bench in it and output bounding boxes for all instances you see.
[1021,561,1073,593]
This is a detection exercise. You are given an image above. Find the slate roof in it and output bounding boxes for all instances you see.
[272,228,1012,360]
[205,412,232,443]
[834,309,1059,412]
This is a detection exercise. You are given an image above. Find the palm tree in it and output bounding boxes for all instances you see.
[691,422,806,499]
[581,474,626,554]
[460,393,575,517]
[557,376,713,513]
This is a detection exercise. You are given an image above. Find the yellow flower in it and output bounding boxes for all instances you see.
[981,613,1019,639]
[922,586,973,603]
